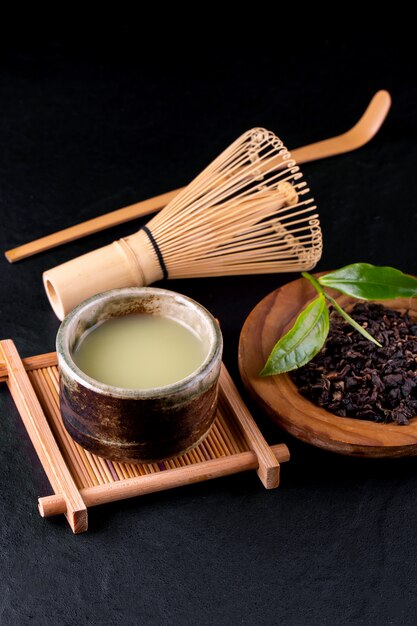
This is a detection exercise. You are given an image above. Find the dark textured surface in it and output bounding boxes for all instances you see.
[0,33,416,624]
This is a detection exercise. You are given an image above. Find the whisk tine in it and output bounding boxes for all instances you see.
[43,128,322,320]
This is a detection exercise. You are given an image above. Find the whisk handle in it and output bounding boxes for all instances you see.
[43,239,150,320]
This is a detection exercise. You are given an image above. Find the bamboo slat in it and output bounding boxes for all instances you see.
[38,444,289,517]
[0,352,56,382]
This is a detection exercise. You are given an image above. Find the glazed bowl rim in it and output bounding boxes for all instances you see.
[57,286,223,399]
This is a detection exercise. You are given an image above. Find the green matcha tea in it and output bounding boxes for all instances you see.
[73,314,207,390]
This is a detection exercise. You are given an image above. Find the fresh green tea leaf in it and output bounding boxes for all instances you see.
[324,293,382,347]
[260,295,329,376]
[319,263,417,300]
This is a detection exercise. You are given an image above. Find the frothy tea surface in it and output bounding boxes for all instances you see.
[73,314,207,389]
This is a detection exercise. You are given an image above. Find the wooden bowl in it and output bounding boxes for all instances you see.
[238,274,417,458]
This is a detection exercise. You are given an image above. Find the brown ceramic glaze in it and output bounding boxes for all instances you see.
[57,287,223,463]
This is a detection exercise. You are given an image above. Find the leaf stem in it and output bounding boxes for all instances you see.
[324,292,382,347]
[303,271,382,347]
[302,272,324,295]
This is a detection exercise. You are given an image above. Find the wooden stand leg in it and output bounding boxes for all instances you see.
[219,364,280,489]
[0,340,87,533]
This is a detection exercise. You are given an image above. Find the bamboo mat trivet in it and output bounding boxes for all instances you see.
[0,340,289,533]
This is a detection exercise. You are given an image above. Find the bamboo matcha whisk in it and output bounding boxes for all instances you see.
[43,128,322,319]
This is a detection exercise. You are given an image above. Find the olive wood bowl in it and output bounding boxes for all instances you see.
[238,273,417,458]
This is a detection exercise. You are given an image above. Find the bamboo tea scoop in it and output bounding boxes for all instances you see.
[5,91,391,263]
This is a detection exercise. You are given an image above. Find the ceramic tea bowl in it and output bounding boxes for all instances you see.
[57,287,223,463]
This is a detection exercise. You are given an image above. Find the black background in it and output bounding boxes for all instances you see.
[1,29,416,624]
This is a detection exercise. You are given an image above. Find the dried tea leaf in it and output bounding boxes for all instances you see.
[292,303,417,425]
